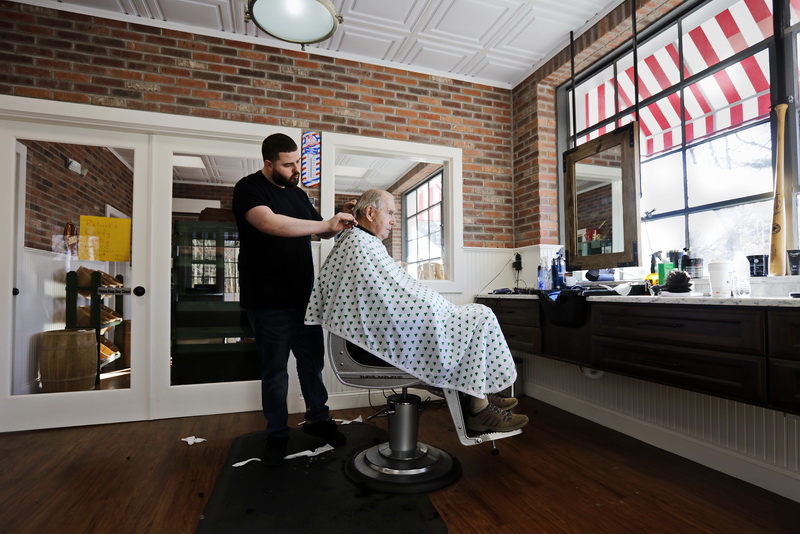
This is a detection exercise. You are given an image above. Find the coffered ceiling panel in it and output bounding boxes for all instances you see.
[400,38,475,73]
[422,0,518,46]
[342,0,430,28]
[23,0,623,88]
[152,0,235,31]
[330,27,407,61]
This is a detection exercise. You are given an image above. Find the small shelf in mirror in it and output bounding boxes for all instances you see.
[563,123,641,272]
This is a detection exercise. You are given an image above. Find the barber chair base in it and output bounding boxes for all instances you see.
[345,442,461,494]
[345,392,461,494]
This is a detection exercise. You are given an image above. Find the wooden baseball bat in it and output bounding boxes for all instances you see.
[769,103,788,276]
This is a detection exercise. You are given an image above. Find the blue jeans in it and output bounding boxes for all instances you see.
[247,308,330,438]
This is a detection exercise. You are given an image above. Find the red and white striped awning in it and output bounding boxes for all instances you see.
[577,0,794,157]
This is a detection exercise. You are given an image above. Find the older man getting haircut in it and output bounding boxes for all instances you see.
[305,188,527,432]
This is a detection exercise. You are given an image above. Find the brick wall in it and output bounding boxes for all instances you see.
[0,0,513,248]
[575,148,621,236]
[22,139,133,251]
[577,184,613,236]
[1,0,686,249]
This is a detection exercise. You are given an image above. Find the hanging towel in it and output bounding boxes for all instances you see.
[305,228,516,398]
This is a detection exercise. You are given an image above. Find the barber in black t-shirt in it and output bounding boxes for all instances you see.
[232,133,356,466]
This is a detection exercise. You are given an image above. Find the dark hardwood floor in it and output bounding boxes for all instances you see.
[1,396,797,534]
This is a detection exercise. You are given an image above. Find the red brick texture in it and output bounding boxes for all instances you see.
[0,1,512,248]
[22,139,133,251]
[1,0,685,249]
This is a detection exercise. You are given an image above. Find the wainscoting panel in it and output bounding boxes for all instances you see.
[526,355,800,502]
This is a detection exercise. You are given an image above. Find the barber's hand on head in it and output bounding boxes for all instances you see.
[327,212,357,232]
[342,199,357,214]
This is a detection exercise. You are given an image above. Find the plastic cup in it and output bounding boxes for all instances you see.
[707,260,732,297]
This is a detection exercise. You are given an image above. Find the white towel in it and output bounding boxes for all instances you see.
[305,228,516,397]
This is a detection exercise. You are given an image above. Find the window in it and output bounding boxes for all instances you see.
[561,0,799,268]
[403,171,444,280]
[187,234,241,296]
[176,223,241,299]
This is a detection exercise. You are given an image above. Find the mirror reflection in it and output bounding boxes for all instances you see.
[169,151,261,386]
[14,139,133,395]
[563,123,641,272]
[574,144,623,257]
[334,151,445,280]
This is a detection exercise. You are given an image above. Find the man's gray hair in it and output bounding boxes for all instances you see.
[353,188,391,221]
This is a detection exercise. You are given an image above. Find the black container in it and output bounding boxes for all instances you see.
[747,254,768,277]
[788,250,800,275]
[684,257,703,279]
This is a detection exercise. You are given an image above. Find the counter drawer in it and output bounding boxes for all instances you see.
[592,337,767,402]
[477,298,540,328]
[592,304,765,355]
[499,323,542,354]
[769,359,800,412]
[767,310,800,360]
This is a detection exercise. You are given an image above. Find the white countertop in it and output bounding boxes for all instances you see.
[476,293,539,299]
[586,295,800,307]
[476,293,800,307]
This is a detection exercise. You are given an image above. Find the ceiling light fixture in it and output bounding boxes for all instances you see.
[246,0,342,50]
[172,155,206,168]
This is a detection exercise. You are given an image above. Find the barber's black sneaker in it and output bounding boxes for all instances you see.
[263,436,289,467]
[301,418,347,446]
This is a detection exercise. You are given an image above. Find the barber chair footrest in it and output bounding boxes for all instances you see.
[346,442,461,494]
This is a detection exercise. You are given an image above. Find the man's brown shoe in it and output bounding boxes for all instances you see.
[467,403,528,433]
[487,393,518,410]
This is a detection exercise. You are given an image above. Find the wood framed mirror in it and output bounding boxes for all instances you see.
[563,122,641,272]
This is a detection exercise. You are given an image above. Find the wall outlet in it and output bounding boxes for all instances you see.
[513,253,522,271]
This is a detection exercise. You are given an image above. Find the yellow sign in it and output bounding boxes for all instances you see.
[78,215,131,262]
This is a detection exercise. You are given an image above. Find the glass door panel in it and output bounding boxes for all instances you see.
[0,120,149,432]
[150,136,268,420]
[14,138,134,395]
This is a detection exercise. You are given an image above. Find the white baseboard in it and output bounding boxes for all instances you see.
[529,382,800,504]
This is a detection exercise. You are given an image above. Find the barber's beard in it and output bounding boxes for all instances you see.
[272,170,299,188]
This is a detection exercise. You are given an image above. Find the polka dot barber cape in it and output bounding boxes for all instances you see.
[305,228,516,397]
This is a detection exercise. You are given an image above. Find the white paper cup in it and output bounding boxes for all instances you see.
[707,260,732,297]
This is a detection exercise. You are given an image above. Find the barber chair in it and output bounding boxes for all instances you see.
[328,333,522,493]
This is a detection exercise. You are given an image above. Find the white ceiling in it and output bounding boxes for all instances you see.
[25,0,622,89]
[24,0,623,190]
[170,151,419,192]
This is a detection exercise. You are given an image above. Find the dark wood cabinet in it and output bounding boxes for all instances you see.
[479,295,800,415]
[767,310,800,412]
[591,303,768,403]
[476,297,541,354]
[767,309,800,360]
[769,359,800,411]
[592,337,767,402]
[592,304,765,355]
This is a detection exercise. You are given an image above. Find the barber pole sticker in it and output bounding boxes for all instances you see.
[301,131,321,188]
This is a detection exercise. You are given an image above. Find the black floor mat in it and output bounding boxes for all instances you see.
[196,422,448,534]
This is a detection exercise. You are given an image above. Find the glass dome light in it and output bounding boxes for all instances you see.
[247,0,342,45]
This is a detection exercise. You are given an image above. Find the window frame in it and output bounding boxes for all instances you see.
[402,170,445,279]
[557,0,799,258]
